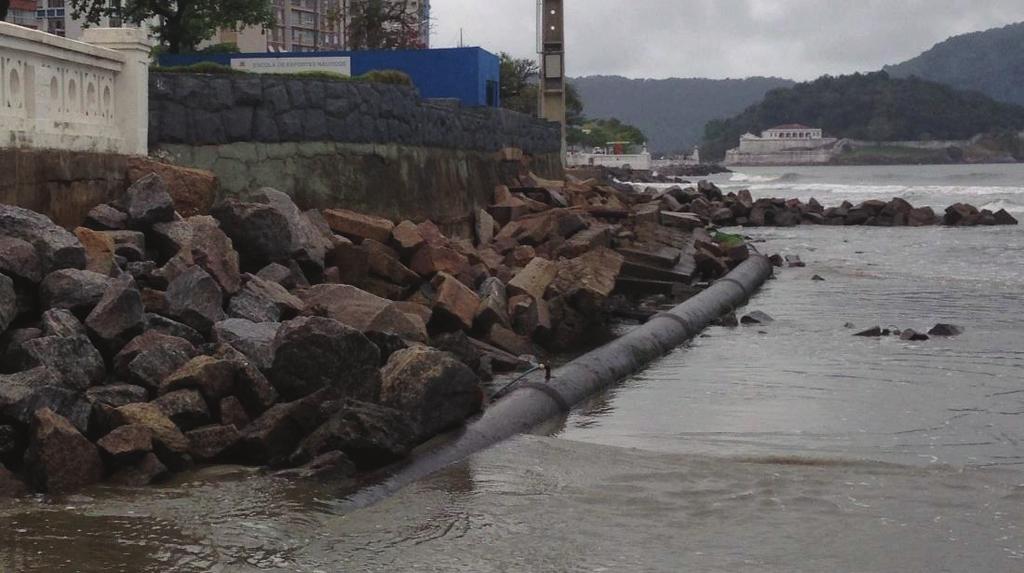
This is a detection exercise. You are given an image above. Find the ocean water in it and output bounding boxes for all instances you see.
[2,164,1023,572]
[708,164,1024,214]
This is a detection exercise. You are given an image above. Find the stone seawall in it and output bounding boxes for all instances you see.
[148,72,563,235]
[157,142,561,238]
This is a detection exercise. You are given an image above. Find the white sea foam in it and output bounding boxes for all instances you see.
[729,173,785,183]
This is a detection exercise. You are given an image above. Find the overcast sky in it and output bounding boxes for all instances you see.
[430,1,1024,80]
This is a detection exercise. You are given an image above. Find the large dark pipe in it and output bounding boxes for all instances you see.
[348,255,774,505]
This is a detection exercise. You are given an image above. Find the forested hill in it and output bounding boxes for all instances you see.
[700,72,1024,162]
[570,75,794,153]
[884,22,1024,106]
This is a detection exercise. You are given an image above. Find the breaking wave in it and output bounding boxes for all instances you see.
[729,172,802,184]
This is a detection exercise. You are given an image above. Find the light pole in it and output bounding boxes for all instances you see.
[537,0,566,156]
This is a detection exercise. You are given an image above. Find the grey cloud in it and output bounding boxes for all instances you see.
[430,0,1024,80]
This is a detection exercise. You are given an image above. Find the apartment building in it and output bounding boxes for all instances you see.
[264,0,429,53]
[3,0,40,29]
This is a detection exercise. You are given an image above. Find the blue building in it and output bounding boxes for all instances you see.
[159,47,501,108]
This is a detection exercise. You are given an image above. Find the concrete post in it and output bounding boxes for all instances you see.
[81,27,154,156]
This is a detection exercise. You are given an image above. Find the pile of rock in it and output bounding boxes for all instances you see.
[1,176,487,496]
[642,181,1019,228]
[2,168,754,497]
[853,323,964,341]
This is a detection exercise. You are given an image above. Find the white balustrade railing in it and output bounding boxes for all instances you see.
[0,22,152,155]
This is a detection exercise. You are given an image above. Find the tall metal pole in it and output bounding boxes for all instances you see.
[538,0,566,158]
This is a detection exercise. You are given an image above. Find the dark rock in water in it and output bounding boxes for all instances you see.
[153,389,211,431]
[109,452,167,486]
[0,368,91,433]
[993,209,1018,226]
[741,311,774,325]
[944,203,980,226]
[900,329,930,342]
[928,323,964,337]
[113,331,196,392]
[238,390,332,466]
[854,326,888,337]
[275,450,356,480]
[125,174,175,230]
[39,269,113,318]
[0,236,43,284]
[844,208,871,226]
[86,384,150,409]
[289,400,417,470]
[811,275,826,281]
[166,266,226,333]
[25,408,104,494]
[380,347,482,441]
[144,314,205,346]
[0,204,86,273]
[97,424,153,460]
[784,255,805,268]
[186,424,241,462]
[212,319,280,371]
[85,274,145,357]
[0,274,14,335]
[769,254,784,268]
[269,316,381,401]
[907,206,937,227]
[0,465,27,497]
[22,333,106,390]
[714,312,739,327]
[84,204,128,231]
[110,403,191,471]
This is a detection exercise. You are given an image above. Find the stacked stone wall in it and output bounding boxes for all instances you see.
[148,73,561,155]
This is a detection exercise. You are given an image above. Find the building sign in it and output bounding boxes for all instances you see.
[230,56,352,76]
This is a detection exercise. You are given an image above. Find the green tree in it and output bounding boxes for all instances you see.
[68,0,274,54]
[567,117,647,149]
[346,0,428,50]
[700,71,1024,161]
[1,0,10,22]
[499,52,538,115]
[498,52,584,122]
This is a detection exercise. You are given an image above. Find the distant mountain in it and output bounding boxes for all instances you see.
[700,72,1024,162]
[570,75,795,153]
[885,22,1024,105]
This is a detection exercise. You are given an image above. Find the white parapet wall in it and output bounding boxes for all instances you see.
[0,22,152,156]
[566,151,652,171]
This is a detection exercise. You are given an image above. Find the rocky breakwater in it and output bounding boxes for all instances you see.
[641,181,1020,228]
[1,170,752,496]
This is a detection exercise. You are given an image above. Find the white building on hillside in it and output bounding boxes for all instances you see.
[725,123,838,166]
